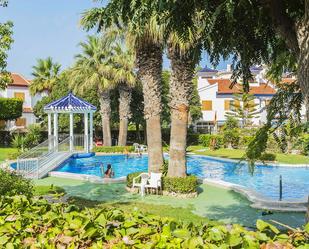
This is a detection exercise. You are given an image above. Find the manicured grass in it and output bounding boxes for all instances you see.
[0,147,18,162]
[34,185,66,196]
[188,146,309,164]
[34,177,305,228]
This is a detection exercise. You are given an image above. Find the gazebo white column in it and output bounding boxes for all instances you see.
[53,113,58,150]
[48,113,52,151]
[69,112,74,152]
[84,113,89,152]
[89,112,93,151]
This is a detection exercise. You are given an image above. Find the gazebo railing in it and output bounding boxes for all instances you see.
[73,134,85,152]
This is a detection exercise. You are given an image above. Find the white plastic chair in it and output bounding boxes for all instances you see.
[133,143,140,153]
[145,172,162,194]
[139,144,148,152]
[132,173,149,196]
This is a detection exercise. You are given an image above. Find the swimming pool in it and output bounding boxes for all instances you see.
[55,154,309,201]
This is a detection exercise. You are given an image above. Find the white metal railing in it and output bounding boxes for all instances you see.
[16,134,87,179]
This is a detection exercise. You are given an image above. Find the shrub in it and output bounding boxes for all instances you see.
[0,169,33,198]
[93,146,134,153]
[187,133,200,145]
[300,134,309,155]
[198,134,212,147]
[24,124,42,148]
[163,175,198,193]
[0,97,23,121]
[222,128,240,148]
[126,171,143,187]
[260,153,276,162]
[0,195,307,248]
[7,151,21,160]
[240,135,254,148]
[209,135,224,150]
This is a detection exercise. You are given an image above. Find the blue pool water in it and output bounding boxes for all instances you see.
[55,154,309,201]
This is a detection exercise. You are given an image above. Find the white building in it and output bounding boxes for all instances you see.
[0,73,44,131]
[196,65,296,133]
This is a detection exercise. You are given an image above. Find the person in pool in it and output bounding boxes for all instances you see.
[104,164,114,178]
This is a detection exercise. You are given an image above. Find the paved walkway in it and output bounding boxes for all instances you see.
[34,177,306,228]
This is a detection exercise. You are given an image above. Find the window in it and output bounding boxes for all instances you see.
[14,92,25,102]
[202,100,212,111]
[224,100,231,110]
[15,118,26,127]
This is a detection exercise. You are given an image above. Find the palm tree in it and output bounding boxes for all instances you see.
[111,45,136,146]
[30,57,61,95]
[68,36,114,146]
[81,4,165,172]
[166,36,202,177]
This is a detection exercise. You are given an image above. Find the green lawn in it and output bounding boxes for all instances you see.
[34,177,305,228]
[188,146,309,164]
[0,147,18,162]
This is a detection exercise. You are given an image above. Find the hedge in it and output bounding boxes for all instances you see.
[260,152,276,162]
[0,97,23,121]
[0,195,308,248]
[127,172,198,194]
[163,175,198,193]
[0,169,33,198]
[93,146,134,153]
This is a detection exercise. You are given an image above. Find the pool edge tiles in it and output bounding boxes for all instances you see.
[203,179,307,212]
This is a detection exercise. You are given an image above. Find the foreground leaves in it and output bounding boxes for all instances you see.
[0,195,308,248]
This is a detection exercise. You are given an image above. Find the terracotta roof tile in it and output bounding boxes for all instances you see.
[208,79,276,95]
[9,73,30,87]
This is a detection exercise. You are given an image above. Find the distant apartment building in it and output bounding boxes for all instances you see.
[0,73,45,131]
[195,65,298,133]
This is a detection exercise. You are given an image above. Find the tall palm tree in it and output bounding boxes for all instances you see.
[111,45,136,146]
[68,36,114,146]
[164,5,205,177]
[30,57,61,95]
[81,3,165,172]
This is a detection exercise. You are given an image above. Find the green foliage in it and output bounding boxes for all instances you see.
[222,117,240,148]
[0,169,33,198]
[239,135,254,148]
[30,57,61,95]
[163,175,198,194]
[34,185,66,196]
[1,195,308,248]
[225,92,259,127]
[11,134,26,152]
[0,98,23,121]
[186,133,200,146]
[0,12,13,90]
[7,151,21,160]
[198,134,212,147]
[300,134,309,155]
[24,124,42,149]
[260,153,276,162]
[93,146,134,153]
[209,135,224,150]
[126,171,143,188]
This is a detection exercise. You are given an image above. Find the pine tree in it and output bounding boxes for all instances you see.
[225,91,259,128]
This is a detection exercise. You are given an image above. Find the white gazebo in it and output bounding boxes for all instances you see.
[44,92,97,153]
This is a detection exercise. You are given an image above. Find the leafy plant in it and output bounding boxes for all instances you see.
[0,169,33,198]
[162,175,198,194]
[260,153,276,162]
[0,98,23,121]
[24,124,42,149]
[0,195,308,248]
[11,134,26,152]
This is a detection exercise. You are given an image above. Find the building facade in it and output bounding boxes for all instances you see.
[196,65,297,133]
[0,73,44,131]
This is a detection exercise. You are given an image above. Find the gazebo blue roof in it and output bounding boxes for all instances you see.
[44,92,97,113]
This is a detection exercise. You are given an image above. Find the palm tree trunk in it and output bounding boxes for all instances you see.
[98,89,112,146]
[167,44,199,177]
[136,42,163,172]
[118,84,132,146]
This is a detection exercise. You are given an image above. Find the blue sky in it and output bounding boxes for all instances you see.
[0,0,230,78]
